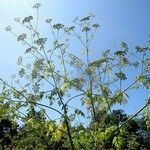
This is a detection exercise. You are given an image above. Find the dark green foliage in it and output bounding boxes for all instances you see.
[0,119,17,150]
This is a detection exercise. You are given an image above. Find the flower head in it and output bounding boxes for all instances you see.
[14,17,21,22]
[22,16,33,24]
[17,33,27,41]
[45,19,52,23]
[33,3,41,9]
[5,26,11,31]
[53,23,64,30]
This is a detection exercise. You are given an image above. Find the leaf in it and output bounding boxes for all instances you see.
[89,58,108,68]
[113,136,125,150]
[113,90,127,105]
[135,46,149,53]
[115,71,127,80]
[121,42,128,51]
[114,50,127,56]
[32,83,40,93]
[75,109,85,117]
[148,96,150,105]
[120,57,129,67]
[59,82,70,93]
[138,75,150,89]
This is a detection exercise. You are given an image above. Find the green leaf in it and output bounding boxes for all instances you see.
[135,46,149,53]
[115,71,127,80]
[114,50,127,56]
[148,96,150,105]
[75,109,85,117]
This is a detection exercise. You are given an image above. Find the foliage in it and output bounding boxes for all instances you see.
[0,3,150,150]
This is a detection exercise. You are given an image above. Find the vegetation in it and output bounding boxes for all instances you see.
[0,3,150,150]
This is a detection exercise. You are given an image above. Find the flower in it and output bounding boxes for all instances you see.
[14,17,21,22]
[45,19,52,23]
[33,3,41,9]
[25,46,37,54]
[17,56,23,65]
[22,16,33,24]
[64,26,75,33]
[92,24,100,29]
[5,26,11,31]
[35,38,47,45]
[11,74,16,79]
[34,38,47,49]
[17,33,26,41]
[80,16,91,22]
[53,23,64,30]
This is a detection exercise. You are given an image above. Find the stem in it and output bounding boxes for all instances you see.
[98,68,112,114]
[100,100,149,150]
[72,28,97,121]
[35,8,39,30]
[65,93,85,105]
[41,47,75,150]
[60,49,67,80]
[85,31,96,122]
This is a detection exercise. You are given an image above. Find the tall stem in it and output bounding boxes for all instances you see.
[85,31,96,122]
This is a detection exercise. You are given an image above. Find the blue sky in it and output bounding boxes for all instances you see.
[0,0,150,117]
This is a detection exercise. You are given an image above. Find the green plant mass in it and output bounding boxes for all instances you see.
[0,3,150,150]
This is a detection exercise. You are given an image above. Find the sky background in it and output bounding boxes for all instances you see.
[0,0,150,116]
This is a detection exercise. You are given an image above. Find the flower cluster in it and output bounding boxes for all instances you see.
[5,26,11,31]
[33,3,41,9]
[25,46,37,54]
[53,23,64,30]
[45,19,52,23]
[17,33,26,41]
[35,38,47,45]
[22,16,33,24]
[14,17,21,22]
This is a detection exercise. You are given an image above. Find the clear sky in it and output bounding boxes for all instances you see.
[0,0,150,116]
